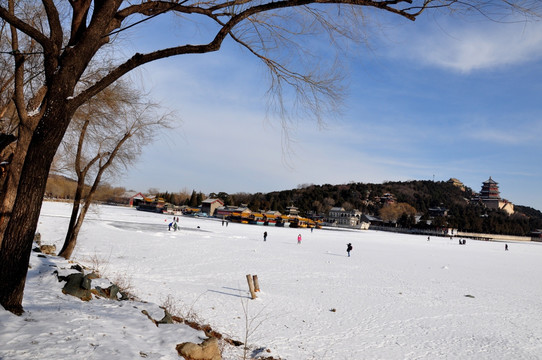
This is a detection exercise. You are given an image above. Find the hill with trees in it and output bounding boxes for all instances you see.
[220,180,542,237]
[45,176,542,237]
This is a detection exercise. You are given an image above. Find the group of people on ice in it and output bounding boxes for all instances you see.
[168,217,180,231]
[261,229,512,257]
[262,230,354,257]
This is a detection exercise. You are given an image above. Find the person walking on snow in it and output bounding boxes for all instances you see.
[263,231,267,242]
[347,243,353,257]
[297,234,302,244]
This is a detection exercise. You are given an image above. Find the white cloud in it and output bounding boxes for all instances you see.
[460,117,542,145]
[388,17,542,73]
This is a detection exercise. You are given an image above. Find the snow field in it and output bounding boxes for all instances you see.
[1,201,540,359]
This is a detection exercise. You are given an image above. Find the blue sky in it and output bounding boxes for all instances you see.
[117,6,542,211]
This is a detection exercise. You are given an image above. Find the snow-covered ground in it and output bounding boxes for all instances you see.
[2,201,542,359]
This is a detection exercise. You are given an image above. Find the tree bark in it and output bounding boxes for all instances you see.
[0,125,35,249]
[0,107,70,314]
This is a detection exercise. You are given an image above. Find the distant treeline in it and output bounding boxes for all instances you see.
[46,175,542,236]
[215,180,542,236]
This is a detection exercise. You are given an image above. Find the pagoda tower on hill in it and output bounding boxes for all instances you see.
[480,176,501,200]
[479,177,514,215]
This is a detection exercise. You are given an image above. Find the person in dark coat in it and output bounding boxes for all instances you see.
[263,231,267,242]
[505,244,509,251]
[347,243,353,257]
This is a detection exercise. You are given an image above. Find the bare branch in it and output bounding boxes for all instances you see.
[67,0,92,46]
[0,4,51,50]
[42,0,63,51]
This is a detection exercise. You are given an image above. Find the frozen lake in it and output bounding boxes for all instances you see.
[30,201,542,359]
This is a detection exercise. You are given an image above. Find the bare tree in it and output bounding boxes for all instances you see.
[0,2,48,249]
[56,80,172,259]
[323,197,336,213]
[312,199,324,214]
[0,1,538,314]
[342,201,354,211]
[379,202,416,223]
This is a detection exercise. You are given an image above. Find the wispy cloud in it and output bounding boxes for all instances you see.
[459,116,542,145]
[387,17,542,73]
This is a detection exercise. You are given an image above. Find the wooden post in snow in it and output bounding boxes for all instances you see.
[253,275,260,292]
[246,274,257,299]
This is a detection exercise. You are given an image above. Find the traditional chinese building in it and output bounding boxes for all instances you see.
[479,177,514,215]
[286,205,299,216]
[448,178,465,191]
[480,177,501,199]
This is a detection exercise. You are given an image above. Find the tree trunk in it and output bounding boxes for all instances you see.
[0,126,35,249]
[0,109,69,314]
[58,179,85,259]
[59,195,91,260]
[58,201,81,259]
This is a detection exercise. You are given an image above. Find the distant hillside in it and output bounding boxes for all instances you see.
[45,173,127,203]
[45,174,78,199]
[230,180,473,215]
[515,205,542,219]
[224,180,542,236]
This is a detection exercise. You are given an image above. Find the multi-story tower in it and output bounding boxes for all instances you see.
[479,177,514,215]
[480,176,501,200]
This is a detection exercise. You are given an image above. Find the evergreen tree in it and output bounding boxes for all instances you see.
[189,190,197,207]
